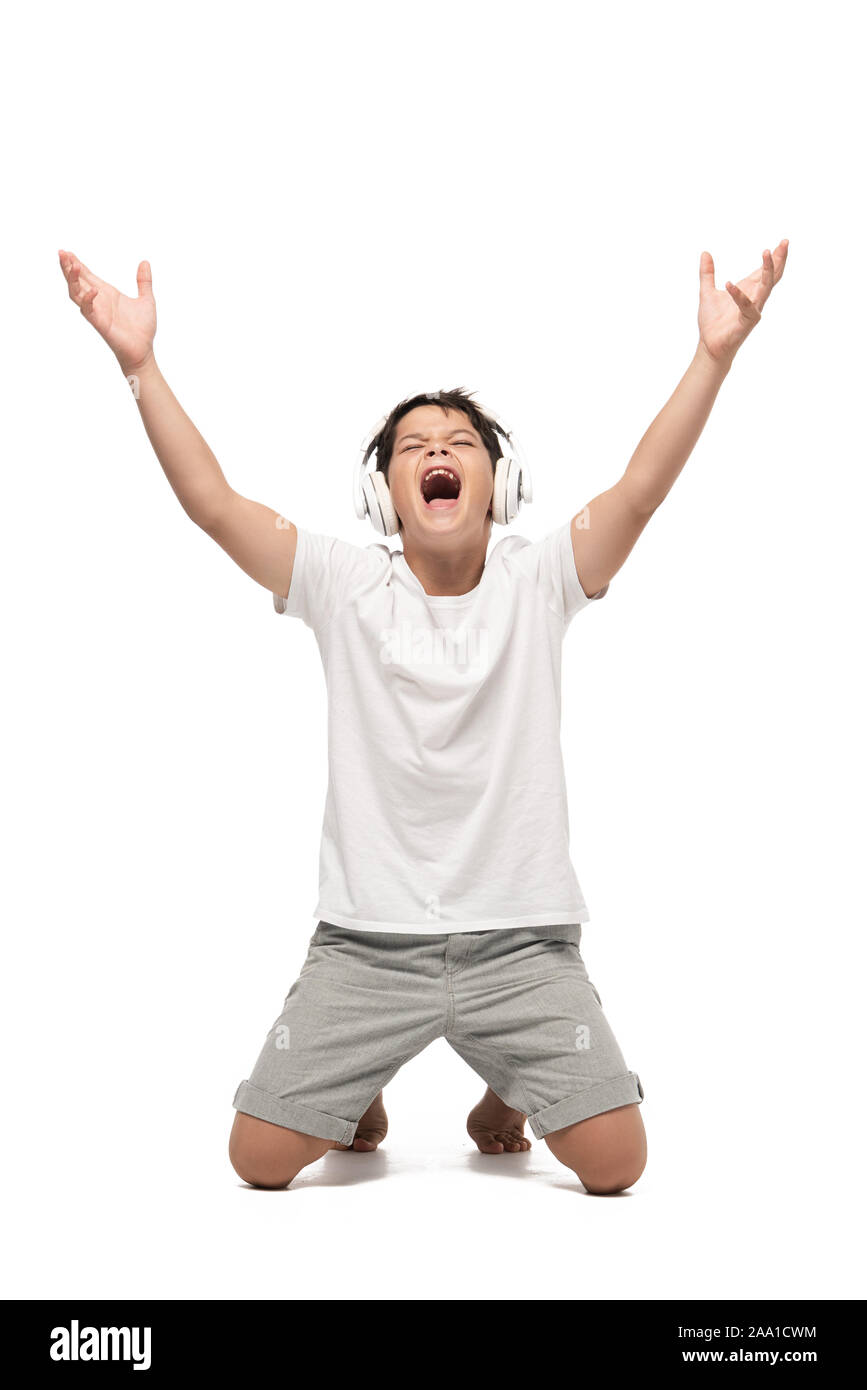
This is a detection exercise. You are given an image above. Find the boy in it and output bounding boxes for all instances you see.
[58,240,788,1194]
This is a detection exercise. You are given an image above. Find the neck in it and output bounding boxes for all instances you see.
[401,523,491,597]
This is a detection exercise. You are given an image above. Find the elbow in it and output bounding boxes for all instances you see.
[621,477,662,521]
[187,486,234,537]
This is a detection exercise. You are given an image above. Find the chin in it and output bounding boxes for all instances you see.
[406,504,492,543]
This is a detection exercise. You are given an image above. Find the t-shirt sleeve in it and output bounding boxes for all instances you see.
[512,520,609,625]
[273,526,388,631]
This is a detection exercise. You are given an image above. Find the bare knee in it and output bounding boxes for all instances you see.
[545,1102,647,1195]
[577,1150,647,1194]
[230,1144,294,1190]
[229,1112,331,1189]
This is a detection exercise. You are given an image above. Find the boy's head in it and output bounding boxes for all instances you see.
[371,388,503,549]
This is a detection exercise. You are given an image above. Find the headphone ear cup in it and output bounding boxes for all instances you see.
[492,455,509,526]
[364,469,400,538]
[492,453,523,526]
[505,454,522,523]
[519,463,533,505]
[361,473,385,535]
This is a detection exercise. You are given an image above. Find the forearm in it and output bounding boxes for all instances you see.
[122,352,232,528]
[621,341,732,515]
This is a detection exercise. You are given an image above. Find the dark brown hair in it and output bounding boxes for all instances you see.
[367,387,504,483]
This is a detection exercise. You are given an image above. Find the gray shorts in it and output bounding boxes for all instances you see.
[233,921,644,1146]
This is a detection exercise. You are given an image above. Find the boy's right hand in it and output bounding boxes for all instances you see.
[58,250,157,377]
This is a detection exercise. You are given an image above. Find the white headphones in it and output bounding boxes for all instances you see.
[353,398,533,538]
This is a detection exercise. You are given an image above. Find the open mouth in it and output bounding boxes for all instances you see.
[420,464,462,510]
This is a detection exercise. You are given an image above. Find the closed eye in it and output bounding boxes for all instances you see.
[402,440,474,451]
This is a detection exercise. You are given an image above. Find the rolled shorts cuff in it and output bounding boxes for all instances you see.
[527,1071,645,1139]
[233,1080,357,1146]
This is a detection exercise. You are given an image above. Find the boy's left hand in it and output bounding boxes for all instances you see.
[698,238,789,366]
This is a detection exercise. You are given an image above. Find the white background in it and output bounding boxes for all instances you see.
[2,0,864,1301]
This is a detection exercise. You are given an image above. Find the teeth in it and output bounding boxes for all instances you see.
[423,467,459,482]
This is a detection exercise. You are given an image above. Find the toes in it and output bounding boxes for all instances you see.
[492,1132,531,1153]
[469,1127,506,1153]
[469,1123,532,1154]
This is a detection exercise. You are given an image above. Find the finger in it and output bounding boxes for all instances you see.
[70,252,102,286]
[755,248,775,308]
[72,265,96,309]
[59,250,80,290]
[699,249,716,295]
[136,259,154,299]
[67,258,93,306]
[59,249,97,292]
[66,251,111,298]
[774,238,789,280]
[79,284,99,317]
[724,279,760,320]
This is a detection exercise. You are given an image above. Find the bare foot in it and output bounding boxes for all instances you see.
[467,1086,532,1154]
[331,1091,388,1152]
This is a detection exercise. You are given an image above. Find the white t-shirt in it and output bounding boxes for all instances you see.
[275,521,607,933]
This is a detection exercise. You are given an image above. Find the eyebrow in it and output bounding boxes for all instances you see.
[396,427,481,444]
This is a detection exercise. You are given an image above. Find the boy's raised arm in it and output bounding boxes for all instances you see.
[58,251,297,600]
[569,240,789,601]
